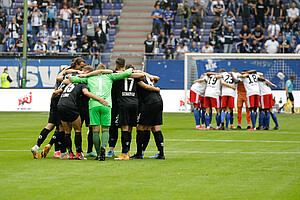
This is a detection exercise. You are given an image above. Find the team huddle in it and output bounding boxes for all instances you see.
[190,69,280,130]
[31,57,165,160]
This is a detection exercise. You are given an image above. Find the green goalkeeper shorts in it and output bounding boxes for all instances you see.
[89,106,111,126]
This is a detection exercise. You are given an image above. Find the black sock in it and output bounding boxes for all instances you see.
[87,127,93,153]
[49,129,58,146]
[136,130,143,156]
[65,134,73,154]
[128,131,132,152]
[75,132,82,153]
[153,131,164,156]
[109,125,118,148]
[142,130,151,152]
[36,128,51,147]
[292,106,295,113]
[121,131,130,154]
[59,131,66,153]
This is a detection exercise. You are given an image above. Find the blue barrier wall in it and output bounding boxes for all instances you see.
[146,59,300,90]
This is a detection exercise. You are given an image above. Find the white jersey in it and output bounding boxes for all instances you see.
[241,74,260,96]
[221,72,236,97]
[204,75,221,98]
[258,81,272,96]
[190,81,206,96]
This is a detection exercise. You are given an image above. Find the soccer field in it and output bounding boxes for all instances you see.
[0,112,299,200]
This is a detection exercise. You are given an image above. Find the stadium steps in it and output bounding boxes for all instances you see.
[113,0,155,69]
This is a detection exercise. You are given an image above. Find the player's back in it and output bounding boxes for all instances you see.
[204,75,221,98]
[114,77,139,106]
[58,83,86,108]
[190,81,206,96]
[241,74,260,96]
[138,76,162,104]
[221,72,236,97]
[258,81,272,96]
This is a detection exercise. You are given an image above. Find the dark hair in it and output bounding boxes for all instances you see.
[290,75,295,80]
[205,42,209,45]
[231,68,238,72]
[83,65,94,72]
[219,69,226,73]
[116,58,125,69]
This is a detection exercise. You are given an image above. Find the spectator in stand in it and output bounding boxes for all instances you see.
[81,35,91,53]
[51,24,63,50]
[94,26,106,52]
[223,9,236,30]
[85,17,95,44]
[280,35,290,53]
[189,40,200,52]
[239,24,251,41]
[237,0,251,27]
[71,7,83,28]
[152,4,163,35]
[144,33,155,59]
[209,30,219,50]
[249,39,261,53]
[211,0,225,18]
[271,0,282,21]
[167,33,178,49]
[228,0,238,15]
[98,15,110,42]
[264,35,279,53]
[268,19,280,39]
[223,25,234,53]
[177,42,189,59]
[236,39,250,53]
[16,34,26,52]
[180,25,190,45]
[90,40,100,61]
[78,0,88,16]
[191,25,200,42]
[28,0,38,12]
[60,4,72,34]
[163,6,174,36]
[165,43,175,59]
[202,42,214,53]
[8,17,20,42]
[30,6,43,37]
[16,7,24,26]
[167,0,178,24]
[218,33,225,52]
[179,1,191,28]
[211,16,223,35]
[46,2,57,28]
[157,31,168,49]
[108,10,119,28]
[283,24,294,45]
[38,0,50,21]
[66,36,78,53]
[288,2,299,32]
[0,0,12,17]
[0,24,4,52]
[255,0,269,29]
[34,39,46,54]
[72,18,82,43]
[0,11,7,29]
[252,24,264,44]
[59,0,71,10]
[22,19,34,49]
[93,0,102,15]
[295,43,300,53]
[47,41,59,54]
[2,32,15,52]
[37,24,49,47]
[191,0,203,29]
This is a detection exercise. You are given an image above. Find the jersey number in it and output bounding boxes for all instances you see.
[65,84,75,93]
[208,76,217,85]
[247,74,258,84]
[124,78,134,91]
[224,75,234,84]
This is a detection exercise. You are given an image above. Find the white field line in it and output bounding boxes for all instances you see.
[0,138,299,144]
[0,150,299,154]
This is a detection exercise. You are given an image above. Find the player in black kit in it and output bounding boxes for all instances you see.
[131,75,165,159]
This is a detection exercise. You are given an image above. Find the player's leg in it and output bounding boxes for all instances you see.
[204,97,212,129]
[244,96,251,129]
[214,97,221,130]
[290,93,295,114]
[258,108,265,130]
[225,107,232,129]
[249,95,259,130]
[82,110,97,157]
[99,106,112,161]
[220,96,227,129]
[193,105,201,129]
[60,120,74,158]
[269,108,279,129]
[72,116,86,160]
[107,108,119,157]
[237,95,243,129]
[130,124,144,159]
[89,106,102,160]
[41,127,59,158]
[150,125,165,159]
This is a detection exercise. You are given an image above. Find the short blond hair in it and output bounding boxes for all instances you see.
[97,63,107,70]
[83,65,94,72]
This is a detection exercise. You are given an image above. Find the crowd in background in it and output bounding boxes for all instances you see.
[0,0,119,55]
[145,0,300,59]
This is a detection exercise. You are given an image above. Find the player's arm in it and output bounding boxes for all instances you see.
[221,80,236,90]
[134,70,155,81]
[238,73,249,78]
[193,78,205,83]
[70,76,88,83]
[65,69,83,74]
[79,69,114,77]
[257,72,263,76]
[264,79,277,88]
[257,76,265,82]
[62,78,72,85]
[228,72,240,83]
[206,72,218,76]
[215,74,222,79]
[247,70,257,74]
[138,81,160,92]
[56,65,71,81]
[128,73,144,79]
[110,69,133,81]
[51,88,63,100]
[82,88,108,106]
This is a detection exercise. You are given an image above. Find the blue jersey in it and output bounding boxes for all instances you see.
[163,11,174,25]
[152,10,162,23]
[286,79,293,93]
[284,30,293,42]
[4,37,15,51]
[47,6,57,19]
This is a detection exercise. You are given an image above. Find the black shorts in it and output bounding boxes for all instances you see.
[57,105,80,122]
[118,104,138,126]
[48,98,60,125]
[79,107,90,127]
[139,101,163,126]
[288,93,294,102]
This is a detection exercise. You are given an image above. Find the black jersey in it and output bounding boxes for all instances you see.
[114,77,140,105]
[138,76,162,105]
[58,83,88,109]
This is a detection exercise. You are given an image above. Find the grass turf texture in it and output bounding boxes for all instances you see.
[0,112,299,200]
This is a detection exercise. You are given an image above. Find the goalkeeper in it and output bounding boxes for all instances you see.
[68,66,133,161]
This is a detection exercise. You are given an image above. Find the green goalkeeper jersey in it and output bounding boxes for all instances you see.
[71,69,132,108]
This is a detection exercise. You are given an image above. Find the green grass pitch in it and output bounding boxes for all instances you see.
[0,112,299,200]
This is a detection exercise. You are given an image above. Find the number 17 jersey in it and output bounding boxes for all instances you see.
[114,77,140,105]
